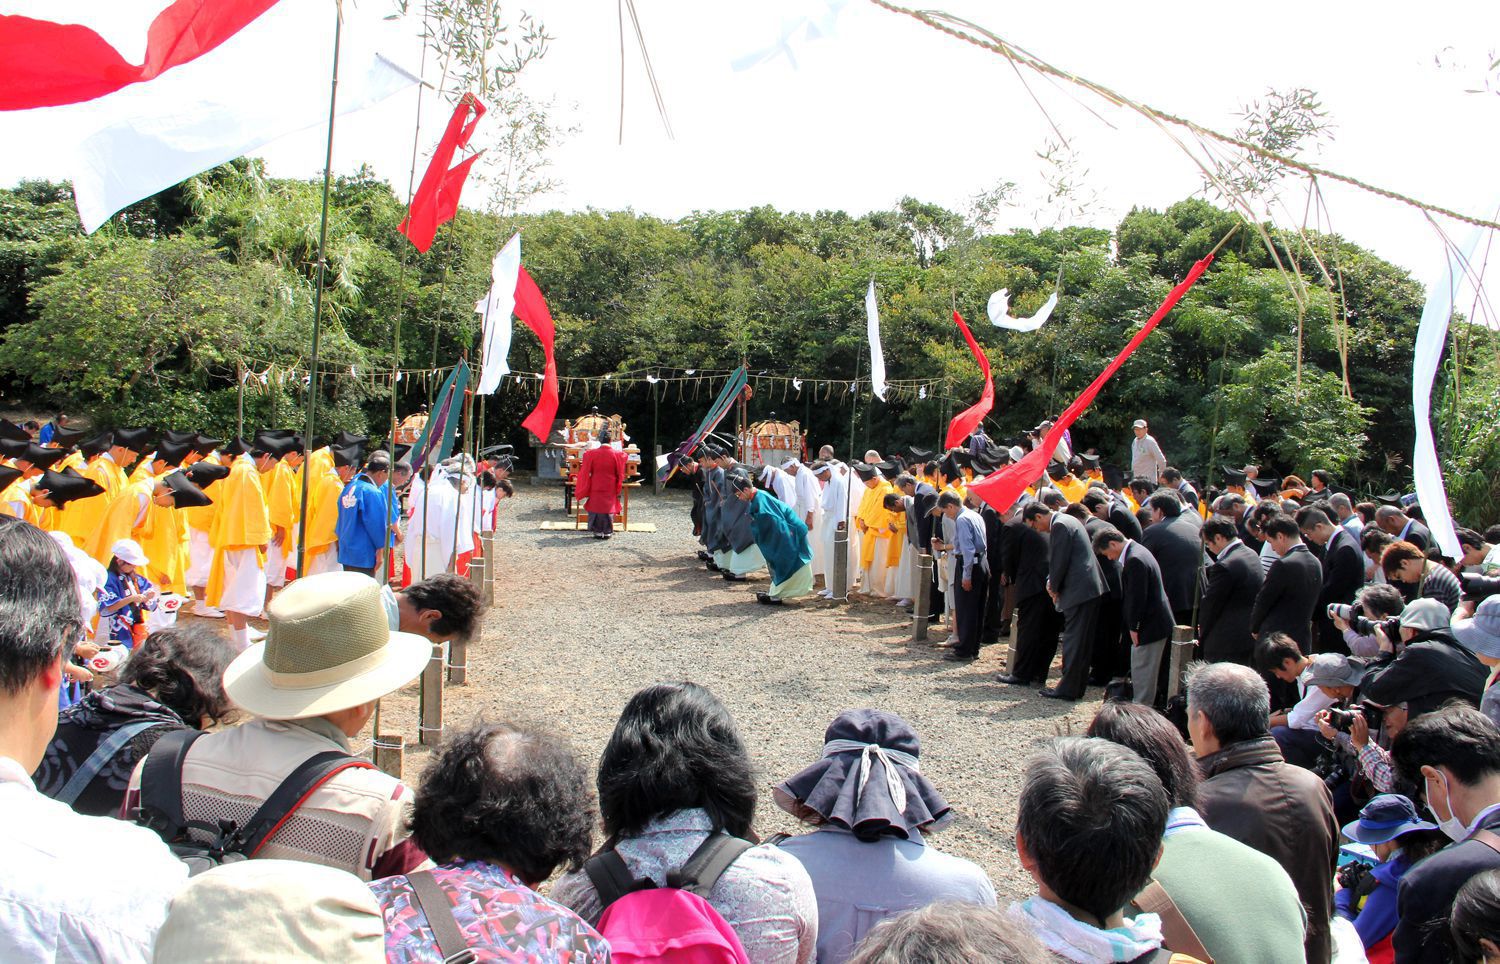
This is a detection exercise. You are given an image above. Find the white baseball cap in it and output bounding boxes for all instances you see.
[109,539,149,566]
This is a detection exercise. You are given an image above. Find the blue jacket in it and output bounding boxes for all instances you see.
[335,474,392,568]
[1336,852,1411,952]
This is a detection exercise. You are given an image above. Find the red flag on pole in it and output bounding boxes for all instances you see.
[0,0,281,110]
[514,266,559,442]
[968,254,1216,514]
[399,93,486,252]
[943,310,994,449]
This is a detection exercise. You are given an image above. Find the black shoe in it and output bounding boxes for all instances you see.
[943,650,978,662]
[723,572,747,582]
[996,673,1033,686]
[705,562,722,572]
[755,592,784,606]
[696,550,711,561]
[1039,686,1077,701]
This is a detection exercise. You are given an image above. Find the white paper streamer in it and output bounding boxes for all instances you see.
[865,280,887,401]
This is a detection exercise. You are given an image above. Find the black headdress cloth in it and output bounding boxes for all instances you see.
[773,708,953,840]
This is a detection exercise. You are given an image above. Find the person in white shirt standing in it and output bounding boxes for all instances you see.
[0,515,187,963]
[1129,418,1168,483]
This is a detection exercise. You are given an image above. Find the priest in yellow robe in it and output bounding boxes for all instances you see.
[91,471,211,594]
[254,436,300,594]
[853,464,895,597]
[181,458,231,617]
[208,451,272,649]
[299,446,347,576]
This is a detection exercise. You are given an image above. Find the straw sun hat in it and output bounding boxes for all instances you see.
[223,571,430,720]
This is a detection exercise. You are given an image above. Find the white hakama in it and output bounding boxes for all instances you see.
[214,549,266,617]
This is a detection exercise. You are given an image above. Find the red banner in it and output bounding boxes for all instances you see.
[399,94,486,252]
[943,310,994,449]
[968,254,1216,513]
[515,266,559,442]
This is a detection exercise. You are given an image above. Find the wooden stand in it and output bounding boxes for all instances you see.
[419,642,445,746]
[1167,625,1197,700]
[831,523,849,600]
[912,553,933,640]
[372,734,404,779]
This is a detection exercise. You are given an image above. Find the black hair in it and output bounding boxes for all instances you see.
[411,721,595,885]
[365,456,392,475]
[119,625,237,725]
[597,682,757,846]
[1062,503,1089,523]
[1202,516,1238,543]
[1361,526,1395,556]
[402,574,484,641]
[1311,469,1331,486]
[1160,467,1183,485]
[1128,477,1154,496]
[1253,632,1303,672]
[936,492,962,509]
[1356,583,1406,618]
[1087,702,1199,810]
[1393,704,1500,788]
[882,493,904,512]
[497,479,515,497]
[1457,528,1487,551]
[1485,525,1500,546]
[1080,491,1109,514]
[1295,506,1333,530]
[1262,515,1301,540]
[1022,502,1051,522]
[0,517,82,694]
[1017,738,1168,923]
[1451,868,1500,963]
[1038,488,1067,510]
[1146,491,1182,518]
[1091,527,1125,553]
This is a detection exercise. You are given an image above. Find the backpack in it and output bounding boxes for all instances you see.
[133,729,376,875]
[583,833,755,964]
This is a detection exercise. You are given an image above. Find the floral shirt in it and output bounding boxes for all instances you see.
[371,859,610,963]
[98,570,155,645]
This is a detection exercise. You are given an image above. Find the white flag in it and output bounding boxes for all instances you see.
[987,287,1059,332]
[27,1,423,233]
[865,280,886,401]
[475,232,522,395]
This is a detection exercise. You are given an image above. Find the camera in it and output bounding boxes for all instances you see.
[1337,860,1373,893]
[1325,699,1384,733]
[1461,573,1500,603]
[1328,603,1356,622]
[1349,613,1402,639]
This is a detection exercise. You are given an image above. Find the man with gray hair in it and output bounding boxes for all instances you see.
[1186,661,1338,964]
[1327,491,1362,537]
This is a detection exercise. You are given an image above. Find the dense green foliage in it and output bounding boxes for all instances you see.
[1,163,1495,521]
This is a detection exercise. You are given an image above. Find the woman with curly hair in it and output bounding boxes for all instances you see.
[33,623,236,817]
[369,721,609,963]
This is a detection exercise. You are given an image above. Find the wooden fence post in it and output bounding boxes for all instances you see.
[419,642,445,746]
[1167,625,1197,700]
[831,523,849,601]
[912,553,933,640]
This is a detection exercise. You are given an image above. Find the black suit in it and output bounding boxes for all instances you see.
[1007,523,1061,683]
[1198,541,1264,665]
[1121,541,1175,704]
[1085,515,1125,683]
[1249,545,1323,651]
[1049,514,1107,699]
[980,504,1006,643]
[1108,497,1144,541]
[1400,519,1432,551]
[1394,808,1500,963]
[1139,512,1202,623]
[1314,527,1365,653]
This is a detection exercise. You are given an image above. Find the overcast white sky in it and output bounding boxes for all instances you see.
[5,0,1500,280]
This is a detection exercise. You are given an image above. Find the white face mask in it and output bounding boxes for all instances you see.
[1427,770,1470,842]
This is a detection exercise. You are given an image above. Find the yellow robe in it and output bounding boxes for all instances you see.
[303,465,345,561]
[94,478,190,593]
[182,479,221,536]
[207,456,272,607]
[261,461,299,538]
[128,457,157,485]
[59,451,86,473]
[855,479,895,568]
[1056,474,1089,504]
[58,455,126,549]
[0,475,29,519]
[886,502,907,567]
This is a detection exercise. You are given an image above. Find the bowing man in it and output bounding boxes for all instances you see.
[728,473,813,606]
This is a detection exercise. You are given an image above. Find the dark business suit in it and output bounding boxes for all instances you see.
[1249,544,1323,651]
[1108,496,1144,541]
[1085,515,1125,684]
[980,503,1007,644]
[1006,522,1061,683]
[1049,512,1107,699]
[1400,518,1432,551]
[1198,541,1264,665]
[1139,512,1204,625]
[911,482,943,619]
[1314,527,1365,653]
[1120,541,1175,705]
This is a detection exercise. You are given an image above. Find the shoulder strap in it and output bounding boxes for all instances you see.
[584,849,645,911]
[136,728,205,837]
[407,870,476,964]
[238,750,377,856]
[1134,880,1214,964]
[669,833,755,898]
[1468,828,1500,856]
[55,719,171,806]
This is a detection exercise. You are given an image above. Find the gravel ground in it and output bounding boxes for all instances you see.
[367,482,1107,903]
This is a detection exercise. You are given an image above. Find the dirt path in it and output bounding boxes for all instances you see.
[371,483,1107,901]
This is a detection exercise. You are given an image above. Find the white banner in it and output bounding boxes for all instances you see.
[475,232,522,395]
[865,280,886,401]
[987,286,1058,332]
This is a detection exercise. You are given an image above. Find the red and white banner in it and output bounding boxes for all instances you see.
[476,232,522,394]
[0,1,419,232]
[943,310,994,449]
[399,93,486,252]
[969,254,1215,513]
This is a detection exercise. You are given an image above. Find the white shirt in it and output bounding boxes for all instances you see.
[0,756,187,962]
[1287,670,1337,731]
[791,467,821,518]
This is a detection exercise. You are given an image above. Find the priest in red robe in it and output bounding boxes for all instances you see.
[575,428,627,539]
